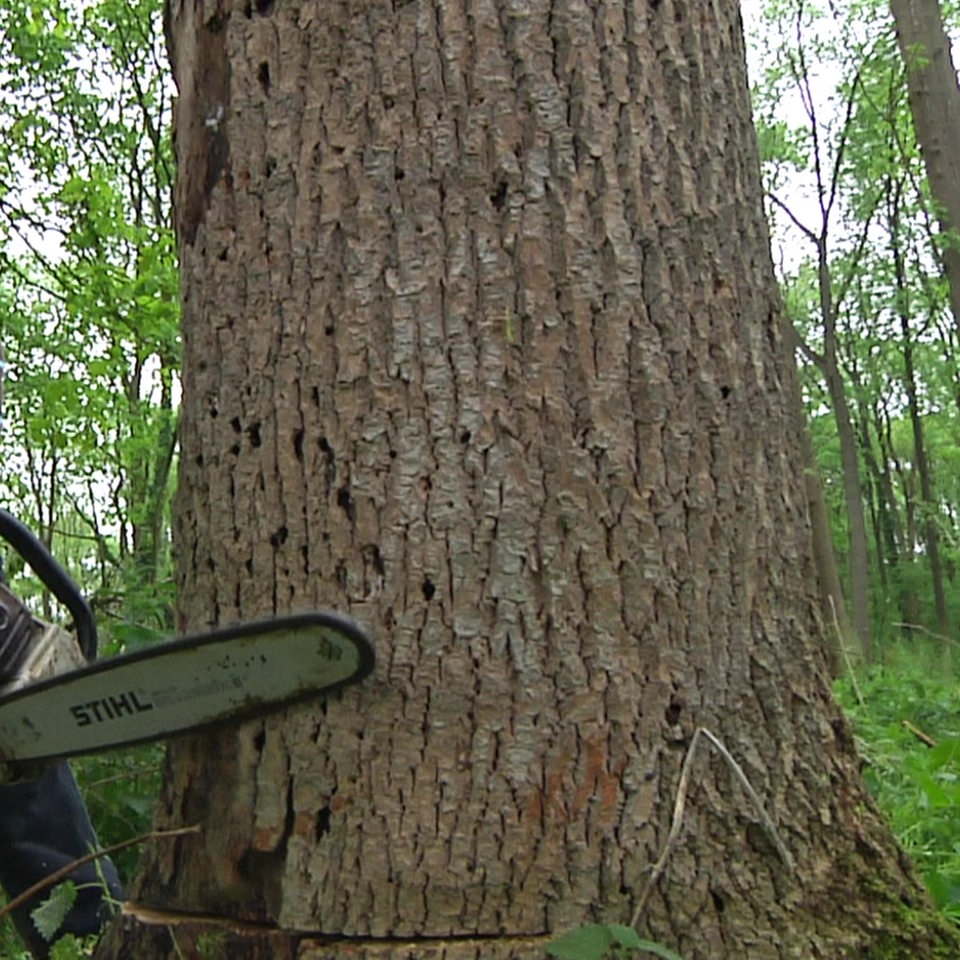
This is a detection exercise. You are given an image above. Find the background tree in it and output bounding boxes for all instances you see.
[749,0,960,658]
[751,0,880,659]
[0,0,178,635]
[0,5,174,951]
[97,1,959,958]
[890,0,960,336]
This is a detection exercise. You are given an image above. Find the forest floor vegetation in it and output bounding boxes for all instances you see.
[836,640,960,925]
[2,645,960,957]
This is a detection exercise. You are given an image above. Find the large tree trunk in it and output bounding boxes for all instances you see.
[97,1,958,957]
[890,0,960,336]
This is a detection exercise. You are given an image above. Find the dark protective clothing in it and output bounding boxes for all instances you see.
[0,762,124,958]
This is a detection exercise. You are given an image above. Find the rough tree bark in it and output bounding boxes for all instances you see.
[97,1,958,958]
[890,0,960,336]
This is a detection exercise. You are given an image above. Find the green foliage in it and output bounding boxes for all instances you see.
[546,924,686,960]
[195,930,229,960]
[0,1,173,954]
[30,880,77,944]
[0,0,178,633]
[751,0,960,653]
[48,932,98,960]
[837,650,960,922]
[74,746,163,877]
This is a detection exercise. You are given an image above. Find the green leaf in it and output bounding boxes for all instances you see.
[928,738,960,771]
[546,925,614,960]
[111,619,165,648]
[31,881,77,942]
[631,940,688,960]
[606,925,643,949]
[925,869,960,911]
[546,924,687,960]
[913,770,952,809]
[49,933,95,960]
[609,925,688,960]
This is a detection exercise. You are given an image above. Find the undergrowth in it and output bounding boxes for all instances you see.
[0,745,161,959]
[835,641,960,924]
[4,643,960,957]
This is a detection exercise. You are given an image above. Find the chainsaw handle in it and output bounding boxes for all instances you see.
[0,509,97,661]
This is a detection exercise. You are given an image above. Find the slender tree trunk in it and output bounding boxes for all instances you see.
[869,401,916,639]
[783,323,856,673]
[814,241,874,659]
[859,412,896,592]
[888,178,949,643]
[882,400,925,628]
[890,0,960,336]
[903,341,949,638]
[874,401,909,561]
[98,1,957,957]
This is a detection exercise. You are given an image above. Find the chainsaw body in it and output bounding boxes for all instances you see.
[0,583,88,697]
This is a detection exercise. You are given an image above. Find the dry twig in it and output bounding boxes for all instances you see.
[630,727,794,930]
[902,720,937,748]
[0,824,201,925]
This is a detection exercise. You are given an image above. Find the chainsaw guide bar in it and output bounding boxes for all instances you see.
[0,613,374,765]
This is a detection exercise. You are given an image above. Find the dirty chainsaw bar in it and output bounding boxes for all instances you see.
[0,509,374,775]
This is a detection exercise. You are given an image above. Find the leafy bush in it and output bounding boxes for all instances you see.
[836,643,960,922]
[73,747,163,878]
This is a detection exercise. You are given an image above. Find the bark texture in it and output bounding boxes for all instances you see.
[890,0,960,336]
[98,0,959,957]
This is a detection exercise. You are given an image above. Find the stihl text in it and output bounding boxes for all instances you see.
[70,691,155,727]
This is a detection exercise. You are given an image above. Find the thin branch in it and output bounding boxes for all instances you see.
[792,0,827,218]
[902,720,937,748]
[830,189,880,322]
[0,825,200,925]
[0,252,68,305]
[630,727,794,931]
[767,191,818,244]
[892,621,960,648]
[823,61,864,223]
[784,318,826,369]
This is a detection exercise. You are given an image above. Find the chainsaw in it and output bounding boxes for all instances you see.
[0,509,374,778]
